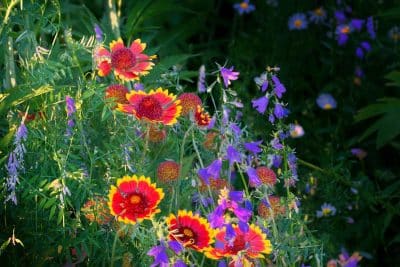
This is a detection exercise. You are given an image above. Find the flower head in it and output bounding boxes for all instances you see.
[244,140,263,154]
[258,196,285,218]
[177,93,202,116]
[157,160,180,183]
[350,148,367,160]
[288,13,308,30]
[316,93,337,110]
[350,19,364,31]
[256,166,277,186]
[108,175,164,224]
[290,123,305,138]
[226,145,242,166]
[105,84,129,108]
[273,103,289,119]
[194,105,211,127]
[316,203,336,218]
[205,224,272,264]
[118,88,182,125]
[95,38,155,81]
[233,0,255,15]
[220,66,239,88]
[147,243,169,267]
[148,125,167,143]
[309,7,326,24]
[336,24,353,45]
[166,210,214,251]
[252,96,269,114]
[94,24,103,42]
[81,196,112,224]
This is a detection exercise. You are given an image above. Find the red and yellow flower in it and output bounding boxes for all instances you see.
[95,38,155,81]
[105,84,129,109]
[157,160,180,183]
[117,88,182,125]
[205,224,272,266]
[108,175,164,224]
[194,105,211,127]
[166,210,214,252]
[81,196,113,224]
[177,93,202,116]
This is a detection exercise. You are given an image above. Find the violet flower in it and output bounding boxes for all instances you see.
[272,75,286,98]
[198,65,206,93]
[220,66,239,88]
[251,96,269,114]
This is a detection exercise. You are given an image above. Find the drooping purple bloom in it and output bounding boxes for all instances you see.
[272,75,286,98]
[238,220,249,233]
[244,140,263,154]
[220,66,239,88]
[316,93,337,110]
[147,244,169,267]
[288,13,308,30]
[351,148,367,160]
[218,260,228,267]
[230,123,242,138]
[254,72,268,92]
[360,41,371,52]
[198,168,211,185]
[271,137,283,150]
[208,158,222,177]
[66,96,76,116]
[251,96,269,114]
[247,167,261,187]
[168,240,184,255]
[355,47,364,59]
[198,65,206,93]
[366,16,376,39]
[94,24,103,42]
[233,0,255,15]
[272,154,282,168]
[268,113,275,124]
[350,19,364,31]
[273,103,289,119]
[226,145,241,166]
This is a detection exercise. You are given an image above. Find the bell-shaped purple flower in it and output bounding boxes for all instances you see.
[252,96,269,114]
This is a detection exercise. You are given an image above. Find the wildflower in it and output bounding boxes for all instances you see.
[247,167,261,187]
[254,72,268,92]
[316,93,337,110]
[220,66,239,88]
[177,93,202,116]
[233,0,255,15]
[251,96,269,114]
[334,10,347,24]
[203,131,219,151]
[271,154,282,168]
[338,249,362,267]
[327,259,338,267]
[173,259,187,267]
[194,105,211,127]
[108,175,164,224]
[118,88,182,125]
[244,140,263,154]
[290,123,305,138]
[309,7,327,24]
[388,26,400,42]
[94,24,103,42]
[205,224,272,265]
[256,166,277,186]
[148,125,167,143]
[226,145,242,166]
[366,17,376,39]
[257,196,285,218]
[147,243,169,267]
[105,84,129,108]
[81,196,112,224]
[271,137,283,150]
[350,19,364,31]
[66,95,76,116]
[166,210,213,251]
[199,177,228,193]
[272,75,286,98]
[157,161,180,183]
[336,24,352,45]
[350,148,367,160]
[95,38,155,81]
[208,188,252,228]
[198,158,223,184]
[316,203,336,218]
[198,65,206,93]
[273,103,289,119]
[288,13,308,30]
[134,83,144,91]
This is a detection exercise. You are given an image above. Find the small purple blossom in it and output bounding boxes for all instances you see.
[336,24,352,46]
[316,203,337,218]
[288,13,308,30]
[316,93,337,110]
[271,154,282,168]
[168,240,184,255]
[272,75,286,98]
[198,158,223,184]
[226,145,241,166]
[134,83,144,91]
[335,10,347,24]
[309,7,326,24]
[254,72,268,92]
[273,103,289,119]
[94,24,103,42]
[247,167,261,187]
[355,47,364,59]
[244,140,263,154]
[66,96,76,116]
[351,148,367,160]
[173,260,187,267]
[220,66,239,88]
[147,244,169,267]
[366,16,376,39]
[271,137,283,150]
[233,0,255,15]
[251,96,269,114]
[198,65,206,93]
[355,66,364,78]
[360,41,371,52]
[350,19,364,31]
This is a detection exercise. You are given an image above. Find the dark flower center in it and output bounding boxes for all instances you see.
[111,48,136,70]
[136,96,163,120]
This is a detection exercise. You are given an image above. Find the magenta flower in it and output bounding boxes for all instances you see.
[220,66,239,88]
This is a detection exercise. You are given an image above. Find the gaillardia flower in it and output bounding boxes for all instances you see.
[105,84,129,108]
[157,160,180,183]
[95,38,155,81]
[178,93,202,116]
[118,88,182,125]
[205,224,272,266]
[316,93,337,110]
[108,175,164,224]
[194,105,211,127]
[166,210,214,251]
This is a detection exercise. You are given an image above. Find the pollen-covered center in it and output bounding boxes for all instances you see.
[111,48,137,70]
[130,194,141,204]
[136,96,164,120]
[124,193,148,215]
[183,228,194,237]
[294,19,303,28]
[240,2,249,9]
[341,26,350,34]
[177,226,196,245]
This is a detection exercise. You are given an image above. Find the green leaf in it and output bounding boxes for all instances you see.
[49,205,57,220]
[385,71,400,87]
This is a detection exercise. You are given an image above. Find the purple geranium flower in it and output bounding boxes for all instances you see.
[220,66,239,88]
[251,96,269,114]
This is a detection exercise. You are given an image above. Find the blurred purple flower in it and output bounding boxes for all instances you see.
[316,203,337,217]
[316,93,337,110]
[336,24,352,46]
[220,66,239,88]
[273,103,289,119]
[198,65,206,93]
[335,10,347,23]
[254,72,268,92]
[271,137,283,150]
[288,13,308,30]
[173,260,187,267]
[226,145,241,166]
[247,167,261,187]
[168,240,184,255]
[309,7,327,24]
[134,83,144,91]
[233,0,255,15]
[94,24,103,42]
[272,75,286,98]
[147,244,169,267]
[366,16,376,39]
[350,19,364,31]
[252,96,269,114]
[244,140,263,154]
[351,148,367,160]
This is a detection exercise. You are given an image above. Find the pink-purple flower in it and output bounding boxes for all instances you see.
[220,66,239,88]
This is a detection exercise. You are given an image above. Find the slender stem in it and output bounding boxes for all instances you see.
[297,158,325,172]
[140,125,150,173]
[110,225,122,267]
[235,162,249,197]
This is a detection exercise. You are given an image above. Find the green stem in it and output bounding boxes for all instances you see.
[297,158,325,173]
[235,163,249,198]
